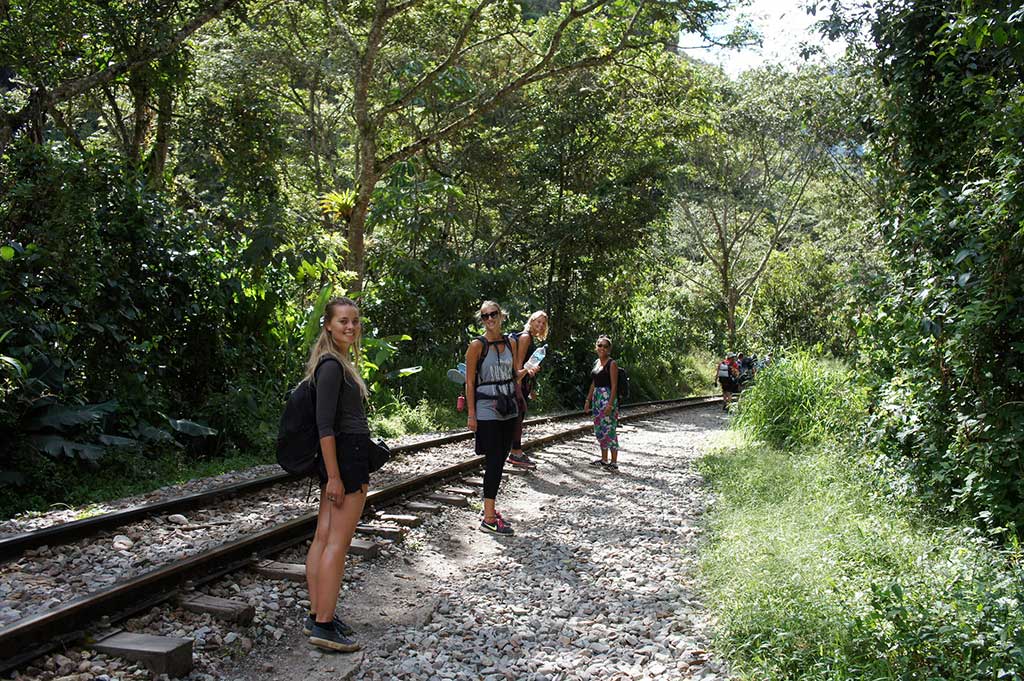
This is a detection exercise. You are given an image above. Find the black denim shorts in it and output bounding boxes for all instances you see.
[317,432,371,494]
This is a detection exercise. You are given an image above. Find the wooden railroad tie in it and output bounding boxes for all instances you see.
[425,492,469,508]
[376,512,423,527]
[92,632,193,677]
[348,537,382,558]
[405,501,443,514]
[179,593,255,625]
[255,560,306,582]
[461,477,485,487]
[356,523,407,541]
[444,486,476,497]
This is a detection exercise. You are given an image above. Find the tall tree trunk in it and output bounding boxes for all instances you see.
[347,160,377,292]
[128,77,151,165]
[726,288,737,350]
[146,84,172,187]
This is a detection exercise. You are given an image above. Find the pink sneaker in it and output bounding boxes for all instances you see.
[480,515,514,535]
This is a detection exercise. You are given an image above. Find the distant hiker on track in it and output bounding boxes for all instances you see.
[303,297,369,653]
[508,310,549,471]
[585,335,620,471]
[715,353,740,411]
[466,300,519,536]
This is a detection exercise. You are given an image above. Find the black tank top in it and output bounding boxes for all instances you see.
[592,360,612,388]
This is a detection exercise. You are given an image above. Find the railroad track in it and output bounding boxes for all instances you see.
[0,396,717,674]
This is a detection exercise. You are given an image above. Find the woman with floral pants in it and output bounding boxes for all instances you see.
[584,335,620,471]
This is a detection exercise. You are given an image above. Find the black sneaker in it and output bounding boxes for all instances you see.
[508,452,537,470]
[309,621,360,652]
[304,613,354,637]
[590,459,608,467]
[606,462,619,472]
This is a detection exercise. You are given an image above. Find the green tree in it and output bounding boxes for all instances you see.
[305,0,740,288]
[823,0,1024,530]
[669,66,837,348]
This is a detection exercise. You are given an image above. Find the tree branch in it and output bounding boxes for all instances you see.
[374,0,499,122]
[2,0,242,152]
[375,0,649,174]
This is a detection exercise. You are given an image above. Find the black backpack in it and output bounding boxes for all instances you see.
[616,363,630,400]
[276,356,339,477]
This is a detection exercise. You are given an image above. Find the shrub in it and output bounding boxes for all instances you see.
[733,351,867,448]
[702,352,1024,680]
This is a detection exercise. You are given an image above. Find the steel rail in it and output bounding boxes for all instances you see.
[0,396,715,561]
[0,397,719,672]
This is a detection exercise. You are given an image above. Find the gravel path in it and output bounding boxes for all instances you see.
[222,405,731,681]
[0,403,702,630]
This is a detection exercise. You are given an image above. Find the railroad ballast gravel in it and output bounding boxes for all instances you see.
[0,404,689,629]
[347,408,729,681]
[6,405,727,681]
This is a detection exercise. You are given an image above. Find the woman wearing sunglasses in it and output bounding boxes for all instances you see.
[465,301,519,535]
[585,334,620,470]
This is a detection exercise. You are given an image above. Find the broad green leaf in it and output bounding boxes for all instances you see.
[953,248,974,265]
[28,400,118,430]
[30,434,106,461]
[1,355,25,377]
[303,286,340,351]
[164,415,218,437]
[98,434,137,447]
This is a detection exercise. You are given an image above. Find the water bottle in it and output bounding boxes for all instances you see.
[524,344,547,371]
[457,394,465,412]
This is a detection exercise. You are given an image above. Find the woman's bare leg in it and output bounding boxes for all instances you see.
[314,485,367,622]
[305,492,332,617]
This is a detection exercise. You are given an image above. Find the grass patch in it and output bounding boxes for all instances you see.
[370,398,466,439]
[700,356,1024,680]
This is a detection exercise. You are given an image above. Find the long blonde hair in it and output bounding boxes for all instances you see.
[303,297,368,398]
[521,310,549,341]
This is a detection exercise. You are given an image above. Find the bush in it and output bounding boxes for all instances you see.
[701,354,1024,680]
[733,351,867,448]
[0,142,294,516]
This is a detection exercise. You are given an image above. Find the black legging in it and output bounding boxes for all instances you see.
[512,379,532,450]
[477,418,515,499]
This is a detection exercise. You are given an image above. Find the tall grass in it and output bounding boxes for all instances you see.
[629,349,718,400]
[700,354,1024,680]
[733,351,866,448]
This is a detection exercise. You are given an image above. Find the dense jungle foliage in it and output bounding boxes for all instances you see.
[1,0,1022,556]
[0,0,862,516]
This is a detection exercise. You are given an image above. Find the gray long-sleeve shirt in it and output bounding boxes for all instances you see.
[314,358,369,437]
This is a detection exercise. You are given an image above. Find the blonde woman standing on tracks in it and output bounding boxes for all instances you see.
[508,310,548,470]
[465,300,519,536]
[303,297,369,652]
[585,335,620,471]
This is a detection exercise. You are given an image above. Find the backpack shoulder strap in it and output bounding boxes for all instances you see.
[474,334,514,388]
[312,355,343,387]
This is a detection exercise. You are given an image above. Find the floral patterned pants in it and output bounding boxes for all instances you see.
[592,387,619,451]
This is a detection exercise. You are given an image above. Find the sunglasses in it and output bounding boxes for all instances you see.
[596,343,610,348]
[481,310,501,320]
